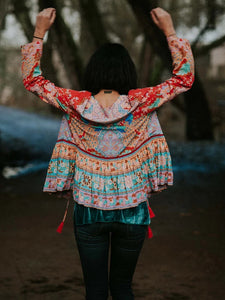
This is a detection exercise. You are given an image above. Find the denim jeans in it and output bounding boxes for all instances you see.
[74,221,147,300]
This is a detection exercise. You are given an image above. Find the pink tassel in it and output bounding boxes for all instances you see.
[56,221,64,233]
[147,225,153,239]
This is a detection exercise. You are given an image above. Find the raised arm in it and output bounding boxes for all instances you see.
[129,8,194,115]
[21,8,91,114]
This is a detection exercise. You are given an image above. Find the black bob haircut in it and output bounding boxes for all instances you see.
[83,43,137,95]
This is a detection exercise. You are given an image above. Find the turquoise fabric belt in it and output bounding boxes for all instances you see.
[73,201,151,225]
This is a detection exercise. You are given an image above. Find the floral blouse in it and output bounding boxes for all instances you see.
[21,35,194,234]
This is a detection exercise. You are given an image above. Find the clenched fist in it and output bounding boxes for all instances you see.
[33,8,56,41]
[150,8,176,37]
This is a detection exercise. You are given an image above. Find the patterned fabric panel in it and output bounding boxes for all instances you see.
[44,135,172,209]
[68,110,159,157]
[75,95,140,124]
[128,37,195,118]
[21,41,91,115]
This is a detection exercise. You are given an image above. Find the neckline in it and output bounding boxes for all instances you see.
[91,95,122,110]
[77,94,140,124]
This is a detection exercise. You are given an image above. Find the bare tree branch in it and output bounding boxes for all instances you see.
[191,21,211,50]
[191,0,225,52]
[194,34,225,57]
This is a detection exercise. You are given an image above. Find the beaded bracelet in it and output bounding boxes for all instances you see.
[33,35,44,40]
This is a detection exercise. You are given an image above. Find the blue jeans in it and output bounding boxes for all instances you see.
[74,221,147,300]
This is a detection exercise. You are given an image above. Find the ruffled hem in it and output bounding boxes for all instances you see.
[44,136,173,210]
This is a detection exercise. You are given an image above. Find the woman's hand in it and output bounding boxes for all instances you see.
[150,8,176,37]
[33,8,56,40]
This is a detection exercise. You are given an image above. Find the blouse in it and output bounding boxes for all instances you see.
[21,35,194,233]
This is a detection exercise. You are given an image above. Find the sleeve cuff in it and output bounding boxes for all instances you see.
[21,40,43,59]
[21,40,43,51]
[166,35,179,42]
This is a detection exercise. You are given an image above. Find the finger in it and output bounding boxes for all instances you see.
[45,7,56,13]
[151,8,159,19]
[44,9,53,19]
[155,7,169,17]
[43,7,56,19]
[39,8,49,14]
[151,10,159,24]
[38,10,45,16]
[49,9,56,22]
[154,7,163,13]
[49,7,56,15]
[50,10,56,23]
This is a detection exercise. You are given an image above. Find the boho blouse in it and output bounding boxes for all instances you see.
[21,35,194,235]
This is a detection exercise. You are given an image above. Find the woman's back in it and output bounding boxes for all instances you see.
[92,90,120,109]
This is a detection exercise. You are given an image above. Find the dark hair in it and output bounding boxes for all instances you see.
[83,43,137,95]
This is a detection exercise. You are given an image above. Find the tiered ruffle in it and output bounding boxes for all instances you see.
[44,135,173,210]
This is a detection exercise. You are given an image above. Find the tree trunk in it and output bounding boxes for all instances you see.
[127,0,214,140]
[41,33,60,86]
[12,0,58,85]
[138,37,153,87]
[12,0,34,40]
[206,0,217,29]
[39,0,84,90]
[12,0,62,114]
[127,0,171,66]
[0,0,10,30]
[42,32,63,115]
[184,72,214,140]
[78,0,109,48]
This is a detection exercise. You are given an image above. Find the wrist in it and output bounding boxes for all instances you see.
[33,28,46,39]
[166,32,176,38]
[163,26,176,37]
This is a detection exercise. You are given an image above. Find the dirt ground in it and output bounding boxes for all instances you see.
[0,168,225,300]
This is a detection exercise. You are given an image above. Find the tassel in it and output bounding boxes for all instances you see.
[147,201,155,238]
[148,205,155,218]
[56,221,64,233]
[147,225,153,239]
[56,198,70,234]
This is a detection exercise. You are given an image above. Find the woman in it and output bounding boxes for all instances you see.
[21,7,194,300]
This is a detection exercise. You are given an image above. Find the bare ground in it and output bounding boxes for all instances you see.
[0,168,225,300]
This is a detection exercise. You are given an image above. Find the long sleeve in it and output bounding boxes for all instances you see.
[129,36,195,116]
[21,40,91,114]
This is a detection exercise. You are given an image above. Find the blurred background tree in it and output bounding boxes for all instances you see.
[1,0,225,141]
